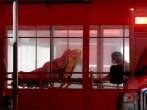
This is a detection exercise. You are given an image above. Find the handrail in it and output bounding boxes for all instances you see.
[4,72,111,89]
[4,0,91,4]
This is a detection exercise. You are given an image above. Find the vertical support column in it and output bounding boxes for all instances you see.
[129,9,135,71]
[97,26,103,79]
[122,25,125,72]
[83,5,89,110]
[0,0,4,109]
[83,24,89,89]
[35,26,37,69]
[13,0,18,109]
[49,25,54,87]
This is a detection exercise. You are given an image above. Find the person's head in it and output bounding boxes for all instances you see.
[111,51,123,64]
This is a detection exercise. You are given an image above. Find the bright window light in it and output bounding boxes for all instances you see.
[135,17,147,24]
[121,46,129,63]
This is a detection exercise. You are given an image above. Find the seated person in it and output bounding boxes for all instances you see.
[110,65,124,84]
[111,51,129,72]
[110,51,130,83]
[102,51,130,82]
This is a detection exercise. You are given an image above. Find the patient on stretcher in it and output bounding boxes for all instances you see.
[19,49,81,78]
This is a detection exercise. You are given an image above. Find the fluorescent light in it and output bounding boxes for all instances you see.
[135,17,147,24]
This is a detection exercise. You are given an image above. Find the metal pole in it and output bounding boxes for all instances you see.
[49,26,54,87]
[0,1,4,109]
[129,8,135,71]
[13,0,18,109]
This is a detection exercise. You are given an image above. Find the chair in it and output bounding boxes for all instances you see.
[59,49,81,88]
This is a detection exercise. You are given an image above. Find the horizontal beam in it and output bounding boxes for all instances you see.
[4,0,91,4]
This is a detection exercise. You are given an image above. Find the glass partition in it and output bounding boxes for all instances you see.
[6,25,129,90]
[6,25,83,89]
[89,25,130,89]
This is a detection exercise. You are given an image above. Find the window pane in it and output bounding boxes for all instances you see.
[37,30,50,37]
[7,30,13,37]
[90,30,98,37]
[103,29,123,37]
[69,30,83,37]
[89,38,98,72]
[53,38,82,72]
[69,25,83,37]
[18,38,36,71]
[54,30,68,37]
[103,38,124,72]
[68,38,83,73]
[89,25,129,89]
[90,38,126,72]
[121,38,130,63]
[7,25,83,89]
[8,38,13,72]
[53,25,68,37]
[37,38,50,68]
[89,25,99,37]
[18,30,36,37]
[103,25,129,37]
[124,25,129,37]
[53,37,83,89]
[37,26,50,37]
[53,25,83,37]
[53,38,68,58]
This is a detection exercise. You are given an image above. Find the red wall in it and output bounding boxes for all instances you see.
[3,0,147,109]
[18,89,121,110]
[4,0,147,25]
[0,0,5,109]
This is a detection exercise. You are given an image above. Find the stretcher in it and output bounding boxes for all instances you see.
[18,49,81,88]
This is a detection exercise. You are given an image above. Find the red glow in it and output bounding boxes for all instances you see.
[129,8,134,11]
[135,17,147,24]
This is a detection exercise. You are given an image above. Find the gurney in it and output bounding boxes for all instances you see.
[18,72,83,88]
[17,49,82,88]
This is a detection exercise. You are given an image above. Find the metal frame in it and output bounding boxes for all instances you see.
[4,0,92,4]
[13,0,18,109]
